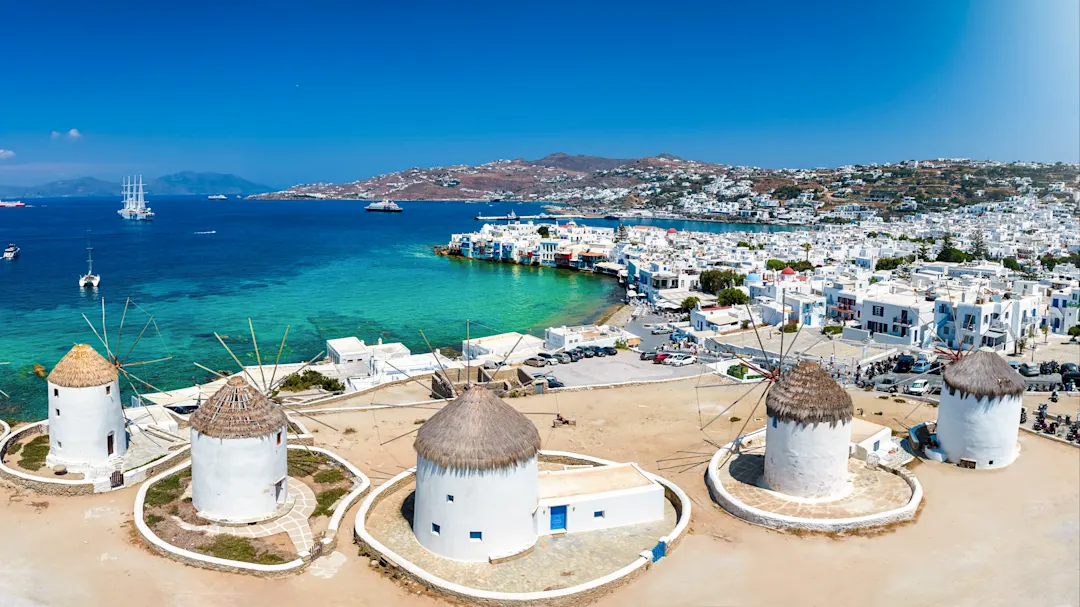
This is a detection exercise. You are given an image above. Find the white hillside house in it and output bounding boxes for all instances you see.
[188,376,289,523]
[45,344,127,470]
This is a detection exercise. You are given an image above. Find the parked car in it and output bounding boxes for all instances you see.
[905,379,930,396]
[666,354,696,367]
[1008,360,1020,371]
[554,353,571,364]
[875,377,900,393]
[580,347,595,358]
[640,351,659,361]
[537,352,559,366]
[524,357,546,367]
[1019,362,1040,377]
[651,326,674,335]
[587,345,607,357]
[1062,371,1080,387]
[483,360,506,370]
[546,379,566,389]
[565,349,582,362]
[928,361,944,375]
[653,352,673,364]
[1061,362,1079,374]
[895,354,915,374]
[912,359,934,374]
[602,346,618,356]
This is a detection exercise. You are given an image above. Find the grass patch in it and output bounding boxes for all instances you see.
[7,441,23,455]
[313,468,344,484]
[145,514,164,526]
[287,450,327,477]
[313,487,349,517]
[18,435,50,470]
[279,370,344,393]
[145,471,184,507]
[198,535,287,564]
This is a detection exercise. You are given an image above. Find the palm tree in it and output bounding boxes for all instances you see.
[801,243,812,262]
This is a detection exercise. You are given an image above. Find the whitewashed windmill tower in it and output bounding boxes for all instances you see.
[188,375,289,522]
[45,344,128,469]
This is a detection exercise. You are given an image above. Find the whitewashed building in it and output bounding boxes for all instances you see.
[188,376,289,523]
[763,362,854,499]
[45,344,127,470]
[934,350,1026,469]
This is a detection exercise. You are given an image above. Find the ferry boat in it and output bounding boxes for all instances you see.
[117,176,155,220]
[79,246,100,288]
[365,200,403,213]
[208,194,227,200]
[3,243,19,260]
[0,200,26,208]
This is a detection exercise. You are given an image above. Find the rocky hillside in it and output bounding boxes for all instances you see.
[250,153,727,202]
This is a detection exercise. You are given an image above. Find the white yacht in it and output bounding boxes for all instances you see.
[3,243,19,260]
[79,246,100,288]
[118,176,155,220]
[208,194,227,200]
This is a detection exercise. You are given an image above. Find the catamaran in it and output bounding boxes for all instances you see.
[79,245,100,288]
[118,176,155,220]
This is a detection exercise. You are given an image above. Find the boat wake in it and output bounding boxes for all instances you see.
[194,230,217,235]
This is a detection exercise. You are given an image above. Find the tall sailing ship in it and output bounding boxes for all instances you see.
[117,176,155,220]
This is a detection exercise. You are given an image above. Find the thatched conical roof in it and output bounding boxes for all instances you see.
[943,349,1026,400]
[415,385,541,471]
[190,375,287,439]
[48,344,118,388]
[766,361,853,426]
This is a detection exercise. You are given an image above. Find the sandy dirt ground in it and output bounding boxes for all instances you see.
[2,377,1077,607]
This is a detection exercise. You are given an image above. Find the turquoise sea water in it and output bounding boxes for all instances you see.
[0,198,794,420]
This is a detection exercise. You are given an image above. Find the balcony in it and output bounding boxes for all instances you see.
[893,316,914,326]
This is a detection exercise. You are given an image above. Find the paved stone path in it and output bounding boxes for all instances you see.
[718,443,913,519]
[174,477,317,553]
[366,479,677,593]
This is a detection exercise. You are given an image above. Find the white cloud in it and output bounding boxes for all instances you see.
[0,149,14,160]
[51,129,82,141]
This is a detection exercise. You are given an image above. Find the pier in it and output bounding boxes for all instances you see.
[474,213,588,221]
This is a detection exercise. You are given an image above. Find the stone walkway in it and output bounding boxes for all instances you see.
[174,477,317,553]
[366,479,677,593]
[718,444,913,519]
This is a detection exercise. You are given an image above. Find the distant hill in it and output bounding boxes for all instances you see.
[0,172,272,198]
[527,152,632,173]
[149,172,273,196]
[0,177,118,198]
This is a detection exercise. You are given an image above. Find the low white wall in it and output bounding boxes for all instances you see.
[706,429,923,533]
[354,450,691,605]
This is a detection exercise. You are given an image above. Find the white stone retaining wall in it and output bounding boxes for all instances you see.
[706,428,923,533]
[133,445,370,577]
[0,420,191,495]
[354,450,691,606]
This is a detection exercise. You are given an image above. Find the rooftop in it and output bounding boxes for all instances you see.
[538,463,654,500]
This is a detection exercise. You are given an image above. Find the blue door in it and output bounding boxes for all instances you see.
[550,505,567,531]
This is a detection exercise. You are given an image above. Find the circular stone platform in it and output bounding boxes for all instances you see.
[355,451,691,605]
[706,429,922,533]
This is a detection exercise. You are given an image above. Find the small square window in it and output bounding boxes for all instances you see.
[105,385,111,395]
[431,523,440,535]
[446,494,454,502]
[469,531,482,541]
[594,511,605,518]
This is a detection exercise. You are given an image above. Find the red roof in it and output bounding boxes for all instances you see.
[781,267,796,275]
[667,228,677,234]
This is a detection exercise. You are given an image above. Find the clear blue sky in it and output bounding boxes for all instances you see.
[0,0,1077,187]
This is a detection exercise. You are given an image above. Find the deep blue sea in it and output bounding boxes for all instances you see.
[0,197,794,420]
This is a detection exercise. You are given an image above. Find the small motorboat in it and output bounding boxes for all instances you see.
[3,243,19,260]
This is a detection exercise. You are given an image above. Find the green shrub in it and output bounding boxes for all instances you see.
[822,325,843,336]
[287,450,327,477]
[7,441,22,455]
[198,535,286,564]
[781,323,799,334]
[18,435,50,470]
[279,370,345,393]
[727,364,747,380]
[313,487,349,517]
[145,514,164,526]
[145,471,184,507]
[313,468,345,484]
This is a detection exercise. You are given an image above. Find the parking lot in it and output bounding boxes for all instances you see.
[536,350,704,387]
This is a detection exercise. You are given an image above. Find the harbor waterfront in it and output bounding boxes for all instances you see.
[0,198,792,421]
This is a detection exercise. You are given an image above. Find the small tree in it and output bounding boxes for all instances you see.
[716,288,749,306]
[801,243,812,262]
[1069,325,1080,338]
[968,230,988,260]
[680,296,701,312]
[1016,337,1027,354]
[1002,256,1021,271]
[537,226,550,239]
[1041,324,1049,343]
[765,259,787,272]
